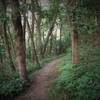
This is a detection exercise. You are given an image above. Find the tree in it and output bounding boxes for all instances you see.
[64,0,79,63]
[41,14,57,56]
[0,0,15,70]
[41,0,59,56]
[71,25,78,63]
[11,0,26,80]
[26,17,40,68]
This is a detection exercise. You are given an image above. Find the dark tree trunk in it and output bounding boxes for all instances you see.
[22,0,26,55]
[11,0,26,80]
[71,27,78,63]
[70,12,79,63]
[26,18,40,68]
[0,0,15,70]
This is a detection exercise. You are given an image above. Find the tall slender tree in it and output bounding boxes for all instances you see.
[26,18,40,67]
[0,0,15,70]
[11,0,26,80]
[41,15,57,56]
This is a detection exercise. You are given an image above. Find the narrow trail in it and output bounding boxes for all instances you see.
[14,59,58,100]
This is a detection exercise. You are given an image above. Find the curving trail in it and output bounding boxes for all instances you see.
[14,59,58,100]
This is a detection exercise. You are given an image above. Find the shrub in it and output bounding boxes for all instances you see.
[49,45,100,100]
[0,77,30,100]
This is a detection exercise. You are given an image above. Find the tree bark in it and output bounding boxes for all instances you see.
[26,18,40,68]
[7,25,16,56]
[41,15,57,56]
[71,26,78,63]
[0,0,16,70]
[59,22,62,54]
[11,0,26,80]
[22,0,26,55]
[70,12,79,63]
[49,34,53,54]
[36,14,42,55]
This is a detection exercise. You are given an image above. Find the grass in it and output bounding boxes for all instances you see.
[49,46,100,100]
[48,54,73,100]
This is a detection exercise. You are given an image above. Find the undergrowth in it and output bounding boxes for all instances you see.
[49,44,100,100]
[0,78,30,100]
[0,55,56,100]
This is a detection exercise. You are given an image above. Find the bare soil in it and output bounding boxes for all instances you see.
[14,59,58,100]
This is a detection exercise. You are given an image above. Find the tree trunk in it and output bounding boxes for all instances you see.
[7,25,16,56]
[42,15,57,56]
[26,18,40,68]
[22,0,26,56]
[70,12,79,63]
[0,0,15,70]
[54,29,58,55]
[36,14,42,55]
[71,27,78,63]
[59,22,62,54]
[49,34,53,54]
[2,22,16,71]
[11,0,26,80]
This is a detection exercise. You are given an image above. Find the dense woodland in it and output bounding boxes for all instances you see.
[0,0,100,100]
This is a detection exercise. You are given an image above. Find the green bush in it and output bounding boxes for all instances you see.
[0,77,30,100]
[70,44,100,100]
[49,54,73,100]
[49,45,100,100]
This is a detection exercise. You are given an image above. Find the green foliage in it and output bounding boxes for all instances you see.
[0,77,30,100]
[26,61,39,75]
[0,53,57,100]
[49,44,100,100]
[26,55,57,75]
[71,44,100,100]
[49,54,73,100]
[75,7,97,35]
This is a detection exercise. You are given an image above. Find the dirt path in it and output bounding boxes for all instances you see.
[14,59,58,100]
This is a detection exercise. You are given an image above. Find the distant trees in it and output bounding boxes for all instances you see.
[64,0,100,63]
[26,17,40,67]
[41,15,57,56]
[0,0,100,99]
[0,0,87,80]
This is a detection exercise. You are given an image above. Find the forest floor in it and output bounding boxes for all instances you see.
[13,59,59,100]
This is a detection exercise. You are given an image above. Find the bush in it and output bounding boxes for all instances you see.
[70,44,100,100]
[49,45,100,100]
[0,77,30,100]
[49,54,73,100]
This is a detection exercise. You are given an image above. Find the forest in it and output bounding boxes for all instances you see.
[0,0,100,100]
